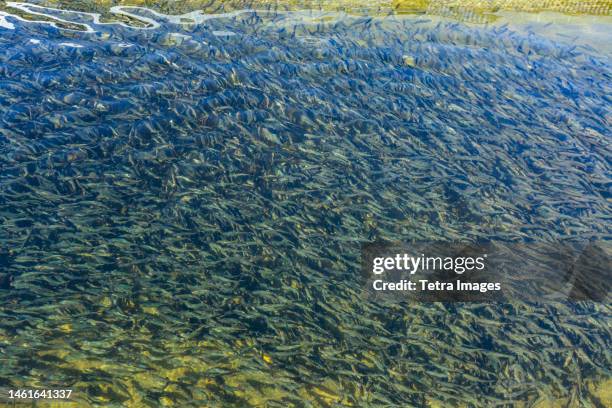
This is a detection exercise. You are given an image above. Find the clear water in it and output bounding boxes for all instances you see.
[0,6,610,407]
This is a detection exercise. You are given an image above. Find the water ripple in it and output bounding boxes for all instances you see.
[0,7,610,407]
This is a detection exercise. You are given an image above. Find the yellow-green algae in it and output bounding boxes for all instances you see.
[2,302,610,406]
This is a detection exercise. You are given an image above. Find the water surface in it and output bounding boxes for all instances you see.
[0,4,611,407]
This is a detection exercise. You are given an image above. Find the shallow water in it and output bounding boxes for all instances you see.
[0,4,611,407]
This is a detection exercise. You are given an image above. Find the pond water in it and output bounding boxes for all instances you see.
[0,2,610,407]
